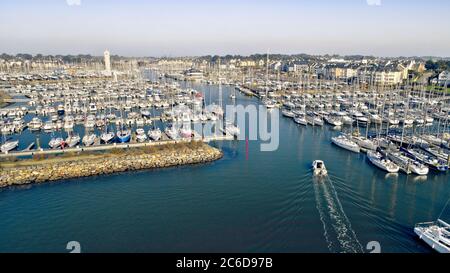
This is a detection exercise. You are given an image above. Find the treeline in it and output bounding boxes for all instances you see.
[425,60,450,73]
[0,53,126,63]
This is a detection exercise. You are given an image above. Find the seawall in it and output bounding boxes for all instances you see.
[0,142,223,188]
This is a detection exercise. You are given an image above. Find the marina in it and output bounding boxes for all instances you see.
[0,69,449,253]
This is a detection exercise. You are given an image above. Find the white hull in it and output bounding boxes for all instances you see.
[332,136,360,153]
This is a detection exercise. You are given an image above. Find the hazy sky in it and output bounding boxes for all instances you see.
[1,0,449,57]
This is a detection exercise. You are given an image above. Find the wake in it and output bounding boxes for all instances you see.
[313,176,364,253]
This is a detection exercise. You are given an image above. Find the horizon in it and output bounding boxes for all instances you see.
[1,0,450,58]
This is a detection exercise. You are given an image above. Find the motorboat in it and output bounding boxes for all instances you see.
[1,140,19,153]
[49,137,64,149]
[294,115,308,126]
[136,129,148,143]
[28,117,42,131]
[66,134,80,147]
[116,130,131,143]
[100,132,115,144]
[82,133,97,146]
[148,128,162,141]
[312,160,328,176]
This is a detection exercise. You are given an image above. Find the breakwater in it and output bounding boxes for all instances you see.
[0,142,223,188]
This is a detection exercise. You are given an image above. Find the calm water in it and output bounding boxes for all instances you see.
[0,77,449,253]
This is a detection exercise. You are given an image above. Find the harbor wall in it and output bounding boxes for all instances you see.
[0,143,223,188]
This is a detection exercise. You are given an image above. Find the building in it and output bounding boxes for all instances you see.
[438,71,449,86]
[104,50,111,76]
[184,68,204,81]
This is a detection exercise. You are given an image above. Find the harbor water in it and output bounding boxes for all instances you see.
[0,77,449,253]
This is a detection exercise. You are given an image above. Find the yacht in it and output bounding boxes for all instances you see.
[331,135,361,153]
[294,115,308,126]
[1,140,19,153]
[28,117,42,131]
[100,132,115,144]
[223,122,240,137]
[263,99,276,109]
[324,116,343,127]
[351,136,378,151]
[312,160,328,176]
[387,151,429,175]
[165,125,178,140]
[136,128,148,143]
[49,137,64,149]
[63,116,74,130]
[281,108,295,118]
[367,151,400,173]
[66,134,80,147]
[82,133,97,146]
[414,220,450,253]
[179,126,193,139]
[148,128,162,141]
[116,130,131,143]
[43,121,55,131]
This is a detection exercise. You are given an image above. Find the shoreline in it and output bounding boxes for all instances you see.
[0,142,223,188]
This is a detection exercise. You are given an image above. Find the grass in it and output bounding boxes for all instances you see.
[0,141,208,169]
[426,85,450,94]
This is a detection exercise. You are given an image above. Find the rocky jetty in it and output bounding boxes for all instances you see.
[0,143,223,188]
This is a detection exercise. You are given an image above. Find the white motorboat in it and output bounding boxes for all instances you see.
[82,133,97,146]
[367,151,400,173]
[165,126,178,140]
[224,122,240,137]
[312,160,328,176]
[28,117,42,131]
[1,140,19,153]
[282,109,295,118]
[66,134,81,147]
[100,132,115,144]
[294,115,308,126]
[136,130,148,142]
[116,130,131,143]
[49,137,64,149]
[148,128,162,141]
[331,135,360,153]
[43,121,55,131]
[414,220,450,253]
[324,116,343,127]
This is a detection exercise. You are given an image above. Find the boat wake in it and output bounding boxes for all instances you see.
[313,176,364,253]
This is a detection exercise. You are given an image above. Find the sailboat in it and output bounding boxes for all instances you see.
[1,139,19,153]
[331,134,361,153]
[82,133,97,146]
[65,133,81,148]
[415,219,450,253]
[367,151,400,173]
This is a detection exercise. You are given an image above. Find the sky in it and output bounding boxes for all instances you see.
[0,0,449,57]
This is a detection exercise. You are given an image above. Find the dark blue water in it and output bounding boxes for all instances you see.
[0,77,449,253]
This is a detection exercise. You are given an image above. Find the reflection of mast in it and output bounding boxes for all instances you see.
[265,50,269,97]
[218,58,222,111]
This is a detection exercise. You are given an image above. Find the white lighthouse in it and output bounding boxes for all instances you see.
[104,50,111,76]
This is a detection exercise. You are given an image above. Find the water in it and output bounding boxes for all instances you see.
[0,77,449,253]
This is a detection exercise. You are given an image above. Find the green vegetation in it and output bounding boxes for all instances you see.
[425,60,450,73]
[427,85,450,94]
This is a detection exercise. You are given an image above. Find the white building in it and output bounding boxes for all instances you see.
[438,71,449,85]
[104,50,111,76]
